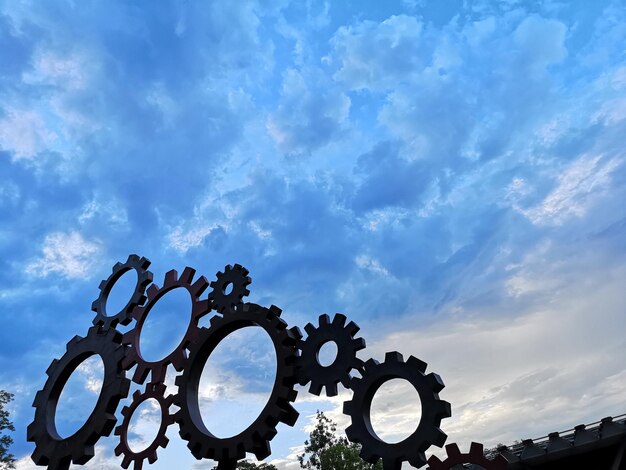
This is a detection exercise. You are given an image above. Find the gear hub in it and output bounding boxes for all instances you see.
[27,326,130,470]
[208,264,251,314]
[296,313,365,396]
[91,254,153,330]
[114,382,175,470]
[173,303,301,467]
[343,352,451,470]
[122,267,211,384]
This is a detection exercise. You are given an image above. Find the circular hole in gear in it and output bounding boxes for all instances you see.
[317,341,338,367]
[369,378,422,444]
[126,398,162,453]
[198,326,276,438]
[54,355,104,438]
[222,282,233,295]
[138,287,192,362]
[105,269,138,317]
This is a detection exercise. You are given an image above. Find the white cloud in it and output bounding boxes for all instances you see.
[26,231,102,279]
[522,154,621,225]
[0,108,58,161]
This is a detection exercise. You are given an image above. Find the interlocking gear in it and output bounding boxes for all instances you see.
[296,313,365,396]
[114,382,175,470]
[92,254,153,330]
[27,326,130,470]
[427,442,508,470]
[174,303,301,468]
[343,352,451,470]
[208,264,251,314]
[122,267,211,384]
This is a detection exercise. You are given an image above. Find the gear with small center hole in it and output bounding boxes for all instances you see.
[114,382,175,470]
[27,326,130,470]
[91,254,153,331]
[427,442,508,470]
[296,313,365,397]
[173,303,301,467]
[208,264,251,314]
[122,267,211,385]
[343,352,451,470]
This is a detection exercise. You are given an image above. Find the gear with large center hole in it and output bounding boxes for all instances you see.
[27,325,130,470]
[208,264,251,314]
[173,303,301,468]
[122,267,211,385]
[343,352,451,470]
[114,382,175,470]
[91,254,153,331]
[296,313,365,396]
[427,442,508,470]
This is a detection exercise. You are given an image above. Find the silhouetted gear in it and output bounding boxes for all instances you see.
[296,313,365,396]
[122,267,211,384]
[27,326,130,470]
[427,442,508,470]
[173,303,301,467]
[114,382,175,470]
[343,352,451,470]
[208,264,251,314]
[91,254,153,330]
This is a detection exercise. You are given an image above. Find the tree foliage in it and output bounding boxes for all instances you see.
[298,411,382,470]
[211,460,278,469]
[0,391,15,469]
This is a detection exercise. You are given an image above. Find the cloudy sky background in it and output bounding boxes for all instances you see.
[0,0,625,468]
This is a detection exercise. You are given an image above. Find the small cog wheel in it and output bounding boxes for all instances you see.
[27,326,130,470]
[427,442,508,470]
[343,352,451,470]
[296,313,365,397]
[91,254,153,330]
[208,264,251,314]
[122,267,211,384]
[173,303,301,467]
[114,382,175,470]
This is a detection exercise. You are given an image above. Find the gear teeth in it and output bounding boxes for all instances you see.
[191,276,209,296]
[113,262,124,271]
[407,355,427,373]
[352,337,366,351]
[319,314,330,326]
[445,442,461,458]
[179,266,196,285]
[325,383,338,397]
[385,351,403,363]
[45,359,60,377]
[346,320,360,336]
[365,358,379,370]
[309,382,323,395]
[469,441,484,458]
[304,322,316,335]
[147,284,159,300]
[426,372,445,393]
[164,269,179,285]
[332,313,346,326]
[269,304,282,316]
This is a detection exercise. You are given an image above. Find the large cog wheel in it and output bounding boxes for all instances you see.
[114,382,175,470]
[296,313,365,396]
[92,254,153,330]
[427,442,508,470]
[173,303,301,468]
[343,352,451,470]
[27,326,130,470]
[208,264,251,314]
[122,267,211,384]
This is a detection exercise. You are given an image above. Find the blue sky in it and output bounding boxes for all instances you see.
[0,0,625,469]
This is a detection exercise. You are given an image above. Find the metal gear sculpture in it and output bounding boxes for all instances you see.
[173,303,301,469]
[91,254,153,330]
[31,254,485,470]
[27,325,130,470]
[427,442,509,470]
[343,352,451,470]
[296,313,365,396]
[121,267,211,384]
[208,263,251,314]
[114,382,175,470]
